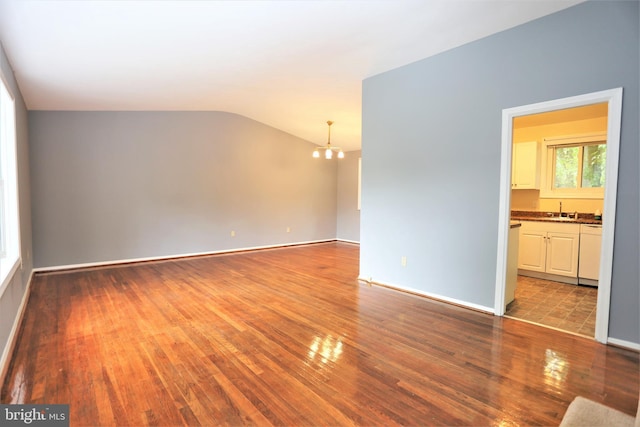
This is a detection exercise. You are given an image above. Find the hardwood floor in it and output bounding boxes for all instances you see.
[2,242,638,426]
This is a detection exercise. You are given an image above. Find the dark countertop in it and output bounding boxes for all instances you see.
[510,215,602,225]
[511,210,603,225]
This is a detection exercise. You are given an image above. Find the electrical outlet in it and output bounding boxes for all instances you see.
[230,230,235,237]
[286,227,291,233]
[401,256,407,267]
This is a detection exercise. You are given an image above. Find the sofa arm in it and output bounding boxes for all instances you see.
[559,396,635,427]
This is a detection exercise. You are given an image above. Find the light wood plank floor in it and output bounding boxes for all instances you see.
[2,242,638,426]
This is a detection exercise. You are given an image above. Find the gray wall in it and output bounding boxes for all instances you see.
[0,42,33,374]
[337,150,361,242]
[30,111,337,267]
[361,1,639,343]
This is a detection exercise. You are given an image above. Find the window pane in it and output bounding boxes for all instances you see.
[554,146,579,188]
[0,181,4,255]
[582,144,606,188]
[0,74,19,285]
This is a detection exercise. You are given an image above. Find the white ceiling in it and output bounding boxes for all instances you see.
[0,0,582,151]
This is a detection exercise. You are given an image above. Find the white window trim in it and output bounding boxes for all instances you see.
[0,178,5,257]
[0,70,21,297]
[539,131,607,199]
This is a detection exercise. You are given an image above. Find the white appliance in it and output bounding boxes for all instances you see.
[579,224,602,286]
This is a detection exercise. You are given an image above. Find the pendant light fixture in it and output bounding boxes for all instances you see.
[313,120,344,159]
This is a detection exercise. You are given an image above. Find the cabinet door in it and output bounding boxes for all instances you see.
[512,141,540,189]
[546,232,579,277]
[518,228,546,272]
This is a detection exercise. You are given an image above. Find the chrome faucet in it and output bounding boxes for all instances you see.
[559,201,563,217]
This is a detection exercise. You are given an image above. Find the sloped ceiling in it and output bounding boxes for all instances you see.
[0,0,583,151]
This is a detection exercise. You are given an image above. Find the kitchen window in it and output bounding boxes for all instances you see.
[540,133,606,199]
[0,72,20,294]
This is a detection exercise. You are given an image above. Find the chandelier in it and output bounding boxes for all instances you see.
[313,120,344,159]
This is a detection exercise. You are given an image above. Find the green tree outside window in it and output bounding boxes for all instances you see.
[553,143,606,190]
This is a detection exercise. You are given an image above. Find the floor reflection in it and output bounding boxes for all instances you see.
[308,335,344,365]
[544,348,570,389]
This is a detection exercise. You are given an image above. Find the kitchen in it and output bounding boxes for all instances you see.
[505,102,607,337]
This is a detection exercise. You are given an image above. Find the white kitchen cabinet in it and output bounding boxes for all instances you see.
[511,141,540,189]
[518,228,546,272]
[546,231,580,277]
[518,221,580,283]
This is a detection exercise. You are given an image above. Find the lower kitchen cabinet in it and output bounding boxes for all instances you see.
[546,231,580,277]
[518,228,546,272]
[518,221,580,284]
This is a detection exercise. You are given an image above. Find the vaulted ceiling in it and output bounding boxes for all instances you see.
[0,0,582,151]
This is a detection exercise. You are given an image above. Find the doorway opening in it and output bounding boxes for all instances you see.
[494,88,623,344]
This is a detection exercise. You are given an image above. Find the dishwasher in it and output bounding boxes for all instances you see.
[579,224,602,286]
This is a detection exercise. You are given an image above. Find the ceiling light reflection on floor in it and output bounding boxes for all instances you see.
[544,348,569,388]
[308,335,343,365]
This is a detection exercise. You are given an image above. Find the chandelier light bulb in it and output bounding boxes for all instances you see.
[313,120,343,160]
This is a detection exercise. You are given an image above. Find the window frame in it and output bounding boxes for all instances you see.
[540,132,607,199]
[0,178,5,257]
[0,70,21,296]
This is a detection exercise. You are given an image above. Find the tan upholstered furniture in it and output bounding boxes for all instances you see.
[559,396,639,427]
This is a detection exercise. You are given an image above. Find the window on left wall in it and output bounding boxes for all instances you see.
[0,72,20,293]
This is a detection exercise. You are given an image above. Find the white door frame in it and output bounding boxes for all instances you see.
[494,88,623,344]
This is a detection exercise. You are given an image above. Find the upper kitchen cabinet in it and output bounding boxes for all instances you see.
[511,141,540,189]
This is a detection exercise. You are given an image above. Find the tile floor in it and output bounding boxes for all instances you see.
[505,275,598,337]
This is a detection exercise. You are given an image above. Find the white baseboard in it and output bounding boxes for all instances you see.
[607,337,640,352]
[336,238,360,244]
[0,269,34,386]
[33,239,338,273]
[358,276,494,314]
